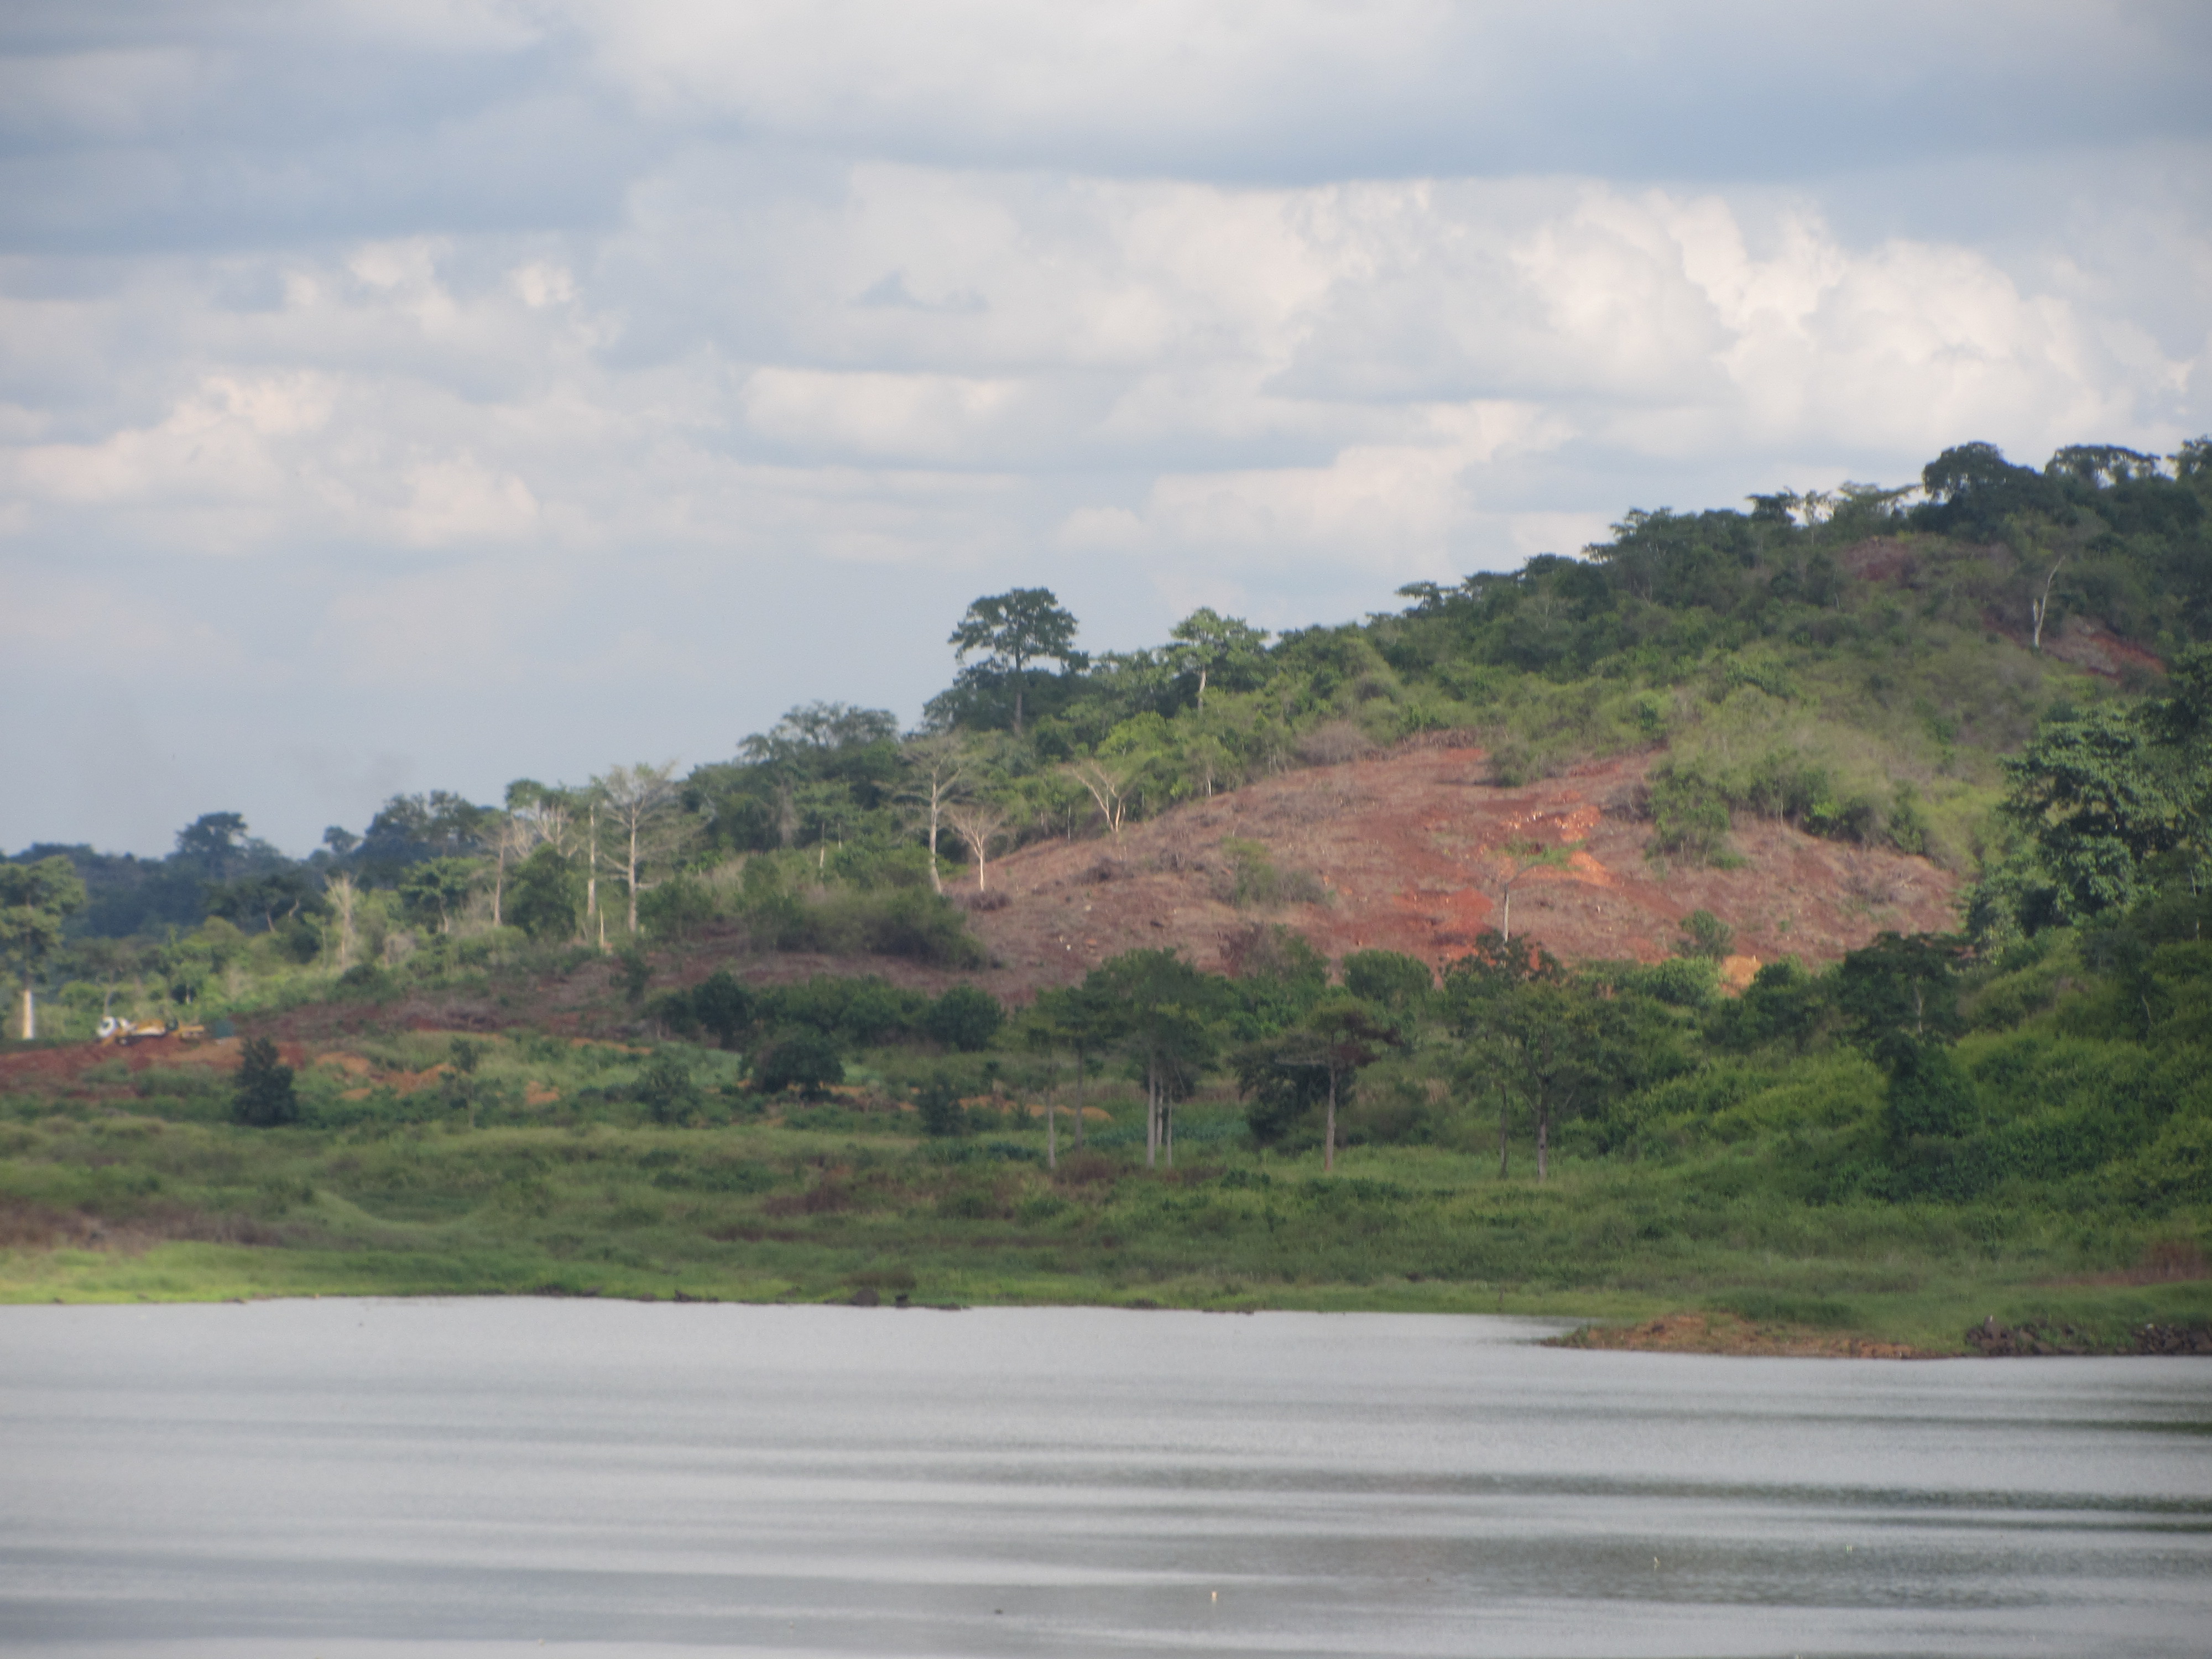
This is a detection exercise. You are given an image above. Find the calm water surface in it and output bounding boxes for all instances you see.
[1,1300,2207,1657]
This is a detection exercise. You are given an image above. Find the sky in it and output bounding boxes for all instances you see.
[3,1,2209,858]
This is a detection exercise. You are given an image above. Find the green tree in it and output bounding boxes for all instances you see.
[753,1031,843,1100]
[636,1050,701,1125]
[925,984,1003,1052]
[1443,932,1591,1181]
[1084,948,1219,1168]
[948,587,1085,734]
[1979,680,2209,938]
[1339,949,1434,1016]
[1297,998,1397,1173]
[1,855,88,1039]
[398,857,478,935]
[232,1036,299,1127]
[1166,608,1270,711]
[690,969,754,1050]
[505,845,582,942]
[205,868,326,936]
[909,1071,961,1137]
[1233,1034,1329,1149]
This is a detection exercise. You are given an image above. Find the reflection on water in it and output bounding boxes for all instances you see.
[1,1300,2206,1657]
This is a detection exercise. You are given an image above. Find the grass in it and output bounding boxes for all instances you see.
[4,1077,2205,1353]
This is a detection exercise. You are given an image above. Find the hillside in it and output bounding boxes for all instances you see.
[961,743,1959,992]
[2,435,2207,1347]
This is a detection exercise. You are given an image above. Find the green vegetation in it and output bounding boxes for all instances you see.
[5,434,2209,1348]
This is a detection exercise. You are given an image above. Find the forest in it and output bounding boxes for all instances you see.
[3,436,2208,1350]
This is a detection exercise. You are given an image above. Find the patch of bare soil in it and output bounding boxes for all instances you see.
[0,1035,298,1092]
[1548,1311,1927,1359]
[958,744,1961,998]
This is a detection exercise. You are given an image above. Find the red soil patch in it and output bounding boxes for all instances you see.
[0,1035,309,1092]
[953,745,1960,998]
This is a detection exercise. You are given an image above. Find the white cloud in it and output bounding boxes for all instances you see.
[0,2,2206,852]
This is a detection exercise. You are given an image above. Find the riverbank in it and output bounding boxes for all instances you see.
[4,1071,2207,1355]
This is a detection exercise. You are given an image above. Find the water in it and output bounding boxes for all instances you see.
[1,1300,2207,1657]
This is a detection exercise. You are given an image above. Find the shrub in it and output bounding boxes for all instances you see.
[1647,764,1731,863]
[916,1072,966,1137]
[1676,910,1734,960]
[636,1051,701,1124]
[507,846,582,942]
[639,874,718,940]
[925,985,1003,1052]
[753,1031,843,1100]
[690,969,753,1048]
[1341,949,1434,1014]
[232,1036,299,1128]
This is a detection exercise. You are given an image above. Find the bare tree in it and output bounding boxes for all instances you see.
[2031,559,2064,651]
[325,873,359,969]
[1491,838,1574,942]
[944,802,1010,893]
[487,780,569,925]
[899,733,971,895]
[593,763,689,936]
[1068,758,1133,838]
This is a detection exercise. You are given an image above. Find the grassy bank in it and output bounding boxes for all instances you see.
[4,1079,2205,1354]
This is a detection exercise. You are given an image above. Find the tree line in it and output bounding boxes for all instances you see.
[7,434,2209,1043]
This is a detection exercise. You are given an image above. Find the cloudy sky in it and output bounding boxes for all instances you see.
[4,1,2209,856]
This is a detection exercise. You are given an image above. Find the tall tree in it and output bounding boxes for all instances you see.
[398,858,478,935]
[1031,982,1112,1152]
[1443,931,1591,1181]
[594,763,688,937]
[0,856,87,1039]
[1290,998,1397,1174]
[948,588,1084,734]
[899,733,971,895]
[1166,608,1270,711]
[1084,950,1218,1168]
[324,872,360,969]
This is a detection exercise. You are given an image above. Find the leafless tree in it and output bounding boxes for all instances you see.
[1491,837,1573,942]
[944,802,1010,893]
[899,733,971,895]
[1068,758,1133,838]
[2031,559,2064,651]
[593,763,690,936]
[324,873,359,970]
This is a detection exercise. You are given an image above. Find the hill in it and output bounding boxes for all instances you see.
[961,742,1959,990]
[2,435,2208,1348]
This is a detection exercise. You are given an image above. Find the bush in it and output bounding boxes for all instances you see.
[916,1072,966,1137]
[690,969,753,1048]
[639,874,718,940]
[232,1036,299,1128]
[925,985,1003,1052]
[507,846,582,942]
[1676,910,1734,960]
[636,1051,701,1124]
[1340,949,1434,1013]
[753,1031,844,1100]
[1647,764,1731,863]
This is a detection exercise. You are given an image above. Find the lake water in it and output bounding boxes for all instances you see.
[1,1301,2207,1658]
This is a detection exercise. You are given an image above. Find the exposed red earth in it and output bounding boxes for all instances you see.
[955,742,1961,998]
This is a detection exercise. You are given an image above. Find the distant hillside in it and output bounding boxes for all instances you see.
[6,434,2206,1032]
